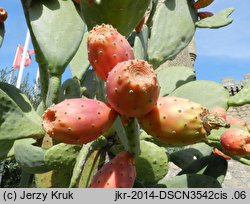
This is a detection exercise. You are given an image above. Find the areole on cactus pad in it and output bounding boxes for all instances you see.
[106,60,160,117]
[42,98,117,144]
[87,24,134,81]
[139,96,229,145]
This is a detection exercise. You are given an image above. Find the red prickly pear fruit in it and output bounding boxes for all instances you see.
[193,0,214,10]
[87,24,134,81]
[106,60,160,117]
[213,148,231,160]
[135,16,146,33]
[220,129,250,156]
[198,11,214,19]
[0,7,8,23]
[42,98,117,144]
[210,106,226,120]
[89,152,136,188]
[139,96,223,145]
[226,116,246,127]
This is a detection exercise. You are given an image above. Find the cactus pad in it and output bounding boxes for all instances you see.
[0,23,5,47]
[170,80,230,109]
[228,81,250,107]
[156,65,196,96]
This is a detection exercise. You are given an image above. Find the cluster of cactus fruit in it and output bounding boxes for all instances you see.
[0,0,250,188]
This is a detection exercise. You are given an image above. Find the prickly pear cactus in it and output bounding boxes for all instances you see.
[2,0,248,189]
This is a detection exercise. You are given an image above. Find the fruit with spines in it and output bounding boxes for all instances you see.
[106,60,160,117]
[87,24,134,81]
[220,129,250,156]
[193,0,214,10]
[42,98,117,144]
[210,106,226,120]
[139,96,229,145]
[226,116,246,127]
[198,12,214,19]
[89,151,136,188]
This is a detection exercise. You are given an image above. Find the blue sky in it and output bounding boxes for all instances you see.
[0,0,249,87]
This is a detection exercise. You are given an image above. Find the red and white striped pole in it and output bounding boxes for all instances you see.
[16,30,30,89]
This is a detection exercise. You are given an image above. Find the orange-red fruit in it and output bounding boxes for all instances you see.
[210,106,226,120]
[220,129,250,156]
[106,60,160,117]
[193,0,214,10]
[213,148,231,160]
[0,7,8,23]
[42,98,117,144]
[226,116,246,127]
[87,24,134,81]
[139,96,208,145]
[198,11,214,19]
[135,16,146,33]
[89,152,136,188]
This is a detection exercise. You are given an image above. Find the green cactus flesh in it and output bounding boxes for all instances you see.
[70,31,90,80]
[133,25,149,60]
[45,143,82,170]
[196,8,234,29]
[178,155,228,184]
[148,0,198,68]
[14,140,52,174]
[21,0,84,75]
[155,65,196,97]
[170,80,230,109]
[170,142,212,169]
[0,82,44,141]
[80,0,151,37]
[228,81,250,107]
[156,174,221,188]
[136,140,168,185]
[59,78,81,101]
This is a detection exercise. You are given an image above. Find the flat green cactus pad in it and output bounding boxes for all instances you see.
[170,80,230,109]
[80,0,151,37]
[0,23,5,48]
[59,78,81,101]
[156,65,196,96]
[136,140,168,185]
[156,174,221,188]
[21,0,84,75]
[148,0,197,68]
[170,143,212,169]
[0,82,44,141]
[178,155,228,184]
[70,31,90,79]
[228,81,250,107]
[133,25,149,60]
[45,143,82,170]
[196,8,234,29]
[14,139,51,174]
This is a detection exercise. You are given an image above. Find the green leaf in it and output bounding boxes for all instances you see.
[178,155,228,184]
[170,143,212,169]
[0,82,44,141]
[148,0,197,68]
[228,81,250,107]
[156,65,196,96]
[21,0,84,75]
[170,80,230,109]
[80,0,151,37]
[70,31,90,79]
[14,139,52,174]
[196,8,234,29]
[156,174,222,188]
